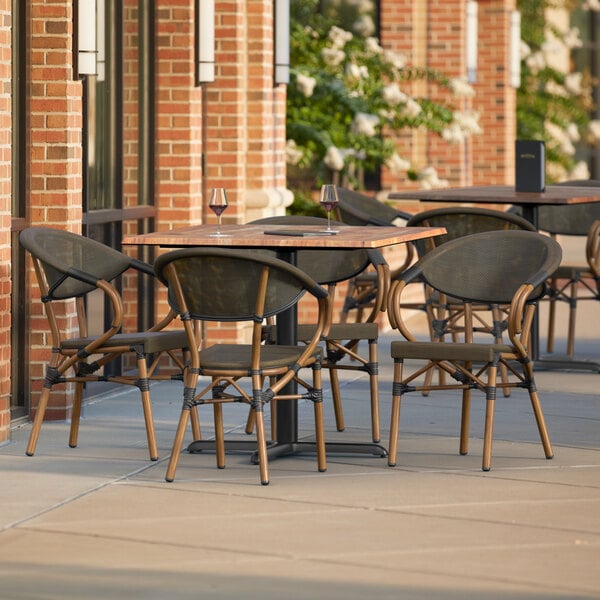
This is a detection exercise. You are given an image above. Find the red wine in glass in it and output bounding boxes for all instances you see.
[319,184,339,232]
[208,188,229,237]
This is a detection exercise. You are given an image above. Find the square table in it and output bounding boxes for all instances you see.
[124,222,446,461]
[388,184,600,229]
[388,184,600,372]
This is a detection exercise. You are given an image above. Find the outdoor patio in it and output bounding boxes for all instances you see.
[0,292,598,599]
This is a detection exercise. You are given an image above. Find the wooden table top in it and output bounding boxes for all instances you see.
[123,223,446,249]
[388,185,600,206]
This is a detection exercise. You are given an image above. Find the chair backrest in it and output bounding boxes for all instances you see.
[407,230,562,305]
[154,247,328,322]
[250,215,378,285]
[335,187,412,226]
[406,206,537,257]
[19,227,133,300]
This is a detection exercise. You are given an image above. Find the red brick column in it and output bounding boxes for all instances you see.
[0,0,12,441]
[472,0,517,185]
[27,0,83,420]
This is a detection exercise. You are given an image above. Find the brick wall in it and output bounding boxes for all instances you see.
[0,0,11,441]
[27,0,83,421]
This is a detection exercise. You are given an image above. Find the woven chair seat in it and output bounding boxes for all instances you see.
[199,343,321,370]
[391,340,514,362]
[60,330,188,353]
[298,322,378,343]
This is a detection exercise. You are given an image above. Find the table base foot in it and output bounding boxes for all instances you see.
[186,439,388,463]
[534,356,600,373]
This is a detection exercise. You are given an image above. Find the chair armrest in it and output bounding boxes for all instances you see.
[586,219,600,279]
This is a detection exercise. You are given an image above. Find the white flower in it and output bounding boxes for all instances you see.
[321,47,345,67]
[545,80,567,97]
[546,161,568,182]
[567,123,581,143]
[583,0,600,9]
[323,146,345,171]
[285,140,303,166]
[365,37,383,55]
[418,166,448,189]
[328,26,352,49]
[520,41,532,60]
[452,110,482,134]
[526,51,546,74]
[545,121,576,156]
[449,78,475,99]
[295,73,316,98]
[563,27,583,49]
[351,112,380,137]
[382,83,408,106]
[400,98,423,119]
[588,120,600,141]
[346,63,369,80]
[385,153,411,175]
[383,49,407,70]
[541,36,563,61]
[569,161,590,181]
[441,124,465,143]
[565,72,583,95]
[353,15,375,37]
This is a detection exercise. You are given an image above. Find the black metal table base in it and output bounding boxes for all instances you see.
[186,439,388,464]
[535,355,600,373]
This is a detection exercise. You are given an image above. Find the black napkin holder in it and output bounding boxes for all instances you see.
[515,140,545,192]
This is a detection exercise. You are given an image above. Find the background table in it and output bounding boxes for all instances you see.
[389,185,600,372]
[388,184,600,229]
[124,223,446,460]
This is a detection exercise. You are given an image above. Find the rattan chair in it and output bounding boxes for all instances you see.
[333,187,414,324]
[250,215,388,443]
[154,247,329,485]
[406,207,538,392]
[540,180,600,357]
[387,230,562,471]
[19,226,189,460]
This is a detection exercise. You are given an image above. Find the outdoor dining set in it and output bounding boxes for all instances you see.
[18,183,600,485]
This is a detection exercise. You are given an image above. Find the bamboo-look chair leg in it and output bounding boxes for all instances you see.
[165,407,190,482]
[245,399,277,439]
[136,354,159,461]
[529,387,554,460]
[387,358,404,467]
[253,403,270,485]
[26,386,51,457]
[367,339,380,443]
[313,362,327,472]
[189,405,202,441]
[213,402,226,469]
[481,364,498,471]
[459,387,471,456]
[68,380,85,449]
[328,366,345,432]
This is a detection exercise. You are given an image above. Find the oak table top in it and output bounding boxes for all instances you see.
[122,223,447,249]
[388,184,600,206]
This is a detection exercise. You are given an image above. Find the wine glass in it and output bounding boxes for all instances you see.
[319,184,339,233]
[208,188,229,237]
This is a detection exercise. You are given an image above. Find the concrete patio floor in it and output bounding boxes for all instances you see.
[1,298,599,599]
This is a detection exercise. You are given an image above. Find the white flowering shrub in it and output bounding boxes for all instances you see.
[286,0,480,199]
[517,0,598,181]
